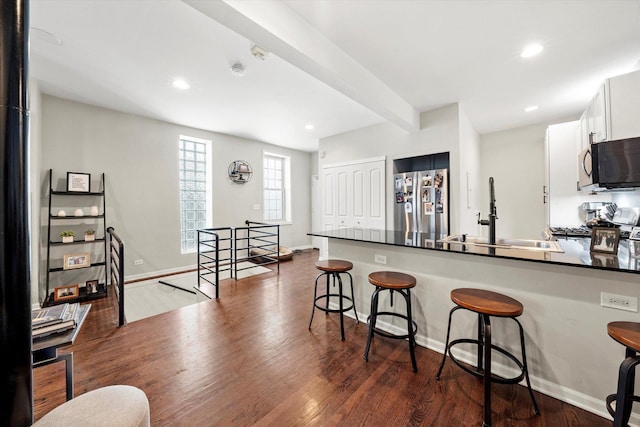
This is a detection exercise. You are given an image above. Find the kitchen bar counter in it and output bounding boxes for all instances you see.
[307,227,639,422]
[308,228,640,274]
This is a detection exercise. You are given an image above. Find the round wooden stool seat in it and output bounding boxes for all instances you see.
[368,271,416,290]
[608,321,640,353]
[315,259,353,273]
[451,288,523,317]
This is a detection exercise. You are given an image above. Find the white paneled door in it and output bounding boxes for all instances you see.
[321,158,386,257]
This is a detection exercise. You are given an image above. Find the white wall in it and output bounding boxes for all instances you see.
[319,103,470,234]
[479,123,548,239]
[38,95,312,301]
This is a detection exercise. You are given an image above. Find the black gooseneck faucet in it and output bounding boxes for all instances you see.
[477,177,497,245]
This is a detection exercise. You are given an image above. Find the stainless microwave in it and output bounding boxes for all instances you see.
[578,137,640,189]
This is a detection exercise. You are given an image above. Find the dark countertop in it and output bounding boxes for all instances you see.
[308,228,640,275]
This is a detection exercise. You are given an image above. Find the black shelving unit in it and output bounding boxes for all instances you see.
[44,169,108,306]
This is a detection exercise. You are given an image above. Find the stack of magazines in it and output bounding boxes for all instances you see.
[32,302,81,338]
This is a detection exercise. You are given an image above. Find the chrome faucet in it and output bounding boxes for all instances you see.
[477,177,497,245]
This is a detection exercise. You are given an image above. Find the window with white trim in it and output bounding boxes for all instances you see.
[263,153,291,223]
[179,136,212,253]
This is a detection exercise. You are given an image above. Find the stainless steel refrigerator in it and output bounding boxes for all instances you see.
[394,169,449,236]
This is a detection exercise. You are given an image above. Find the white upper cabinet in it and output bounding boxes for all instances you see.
[607,69,640,140]
[580,69,640,149]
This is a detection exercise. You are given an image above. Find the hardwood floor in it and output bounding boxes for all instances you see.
[33,250,609,426]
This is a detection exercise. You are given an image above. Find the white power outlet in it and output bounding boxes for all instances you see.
[134,259,144,265]
[374,254,387,264]
[601,292,638,312]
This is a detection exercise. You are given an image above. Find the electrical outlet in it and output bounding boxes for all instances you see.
[601,292,638,312]
[374,254,387,264]
[134,259,143,265]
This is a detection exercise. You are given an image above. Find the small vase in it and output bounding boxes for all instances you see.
[62,236,74,243]
[85,234,95,242]
[74,208,84,217]
[57,210,66,217]
[90,206,99,216]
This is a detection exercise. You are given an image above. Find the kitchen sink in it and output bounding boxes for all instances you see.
[439,235,564,253]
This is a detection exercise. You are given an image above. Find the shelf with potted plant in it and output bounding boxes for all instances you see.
[44,169,108,307]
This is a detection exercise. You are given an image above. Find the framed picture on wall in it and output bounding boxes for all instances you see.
[67,172,91,192]
[590,227,620,255]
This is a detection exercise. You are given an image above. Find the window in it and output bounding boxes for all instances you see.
[263,153,291,223]
[179,136,212,253]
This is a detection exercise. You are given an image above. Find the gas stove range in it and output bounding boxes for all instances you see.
[549,225,630,239]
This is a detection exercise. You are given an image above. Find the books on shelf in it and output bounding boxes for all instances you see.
[32,302,82,338]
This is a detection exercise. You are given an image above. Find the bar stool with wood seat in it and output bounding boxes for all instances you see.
[363,271,418,372]
[436,288,539,426]
[308,259,359,341]
[606,321,640,427]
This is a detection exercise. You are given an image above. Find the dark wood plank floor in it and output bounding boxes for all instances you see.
[33,249,609,426]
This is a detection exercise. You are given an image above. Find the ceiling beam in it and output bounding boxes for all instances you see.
[183,0,420,132]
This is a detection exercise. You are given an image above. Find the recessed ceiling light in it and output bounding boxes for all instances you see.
[521,43,543,58]
[305,124,314,130]
[524,105,538,112]
[172,79,190,90]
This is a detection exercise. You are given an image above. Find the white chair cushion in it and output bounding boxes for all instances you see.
[33,385,150,427]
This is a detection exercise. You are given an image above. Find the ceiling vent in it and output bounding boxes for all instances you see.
[250,45,269,60]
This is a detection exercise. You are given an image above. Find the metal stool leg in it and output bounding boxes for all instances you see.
[336,272,345,341]
[363,287,381,361]
[482,314,492,427]
[436,306,462,380]
[613,349,640,427]
[477,312,484,373]
[346,271,359,324]
[514,317,540,415]
[325,272,331,311]
[308,271,326,330]
[404,289,418,372]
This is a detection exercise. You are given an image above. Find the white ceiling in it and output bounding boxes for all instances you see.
[30,0,640,152]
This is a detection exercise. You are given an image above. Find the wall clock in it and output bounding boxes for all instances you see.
[228,160,253,184]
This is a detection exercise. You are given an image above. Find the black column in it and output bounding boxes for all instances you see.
[0,0,32,426]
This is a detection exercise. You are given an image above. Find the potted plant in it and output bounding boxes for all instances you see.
[84,229,96,242]
[60,230,75,243]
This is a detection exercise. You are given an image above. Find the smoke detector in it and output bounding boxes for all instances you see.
[231,63,245,77]
[250,45,269,60]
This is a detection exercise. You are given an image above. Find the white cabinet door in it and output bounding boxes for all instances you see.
[336,169,351,229]
[590,83,608,142]
[352,166,366,229]
[607,69,640,140]
[321,158,386,235]
[321,168,336,231]
[546,121,582,226]
[365,161,385,231]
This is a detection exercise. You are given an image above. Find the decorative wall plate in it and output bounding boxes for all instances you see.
[228,160,253,183]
